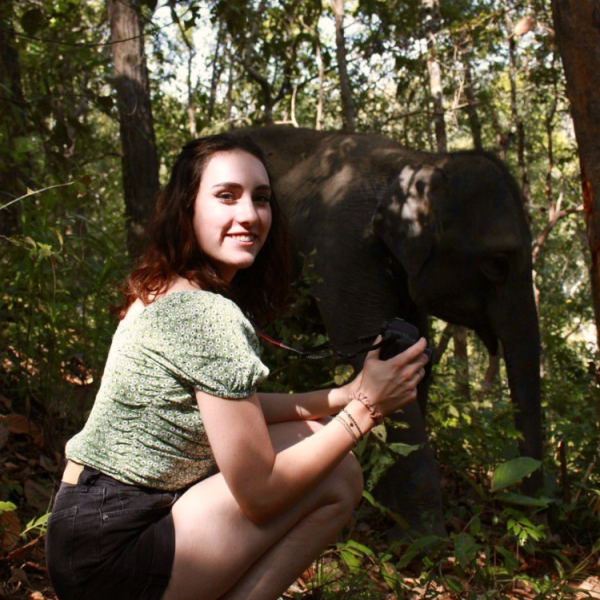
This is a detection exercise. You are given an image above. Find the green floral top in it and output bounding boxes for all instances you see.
[66,290,269,490]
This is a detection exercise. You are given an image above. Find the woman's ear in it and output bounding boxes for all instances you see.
[372,164,447,279]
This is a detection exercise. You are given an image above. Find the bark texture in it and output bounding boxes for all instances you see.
[461,44,482,150]
[551,0,600,382]
[506,16,531,222]
[330,0,355,132]
[423,0,447,153]
[108,0,160,261]
[207,22,224,125]
[0,1,29,237]
[242,0,273,124]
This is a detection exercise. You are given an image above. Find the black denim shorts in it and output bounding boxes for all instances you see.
[45,466,183,600]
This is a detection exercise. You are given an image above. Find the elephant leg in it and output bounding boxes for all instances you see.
[309,248,447,538]
[374,401,447,539]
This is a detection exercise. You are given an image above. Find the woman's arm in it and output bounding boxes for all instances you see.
[197,338,428,525]
[256,385,355,423]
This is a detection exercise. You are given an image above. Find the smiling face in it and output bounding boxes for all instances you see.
[193,149,273,282]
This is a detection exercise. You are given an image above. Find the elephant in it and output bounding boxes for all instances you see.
[243,125,542,536]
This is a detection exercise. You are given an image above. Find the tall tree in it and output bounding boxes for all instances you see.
[459,35,482,150]
[206,22,225,127]
[421,0,470,396]
[330,0,355,132]
[170,5,197,137]
[0,0,30,237]
[551,0,600,386]
[422,0,447,153]
[506,13,532,222]
[108,0,160,260]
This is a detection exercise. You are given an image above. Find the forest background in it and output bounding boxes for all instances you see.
[0,0,599,598]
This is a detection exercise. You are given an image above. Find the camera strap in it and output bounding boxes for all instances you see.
[253,326,384,360]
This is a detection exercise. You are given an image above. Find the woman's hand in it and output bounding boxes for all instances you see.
[356,336,429,417]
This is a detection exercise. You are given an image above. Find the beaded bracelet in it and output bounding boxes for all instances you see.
[335,414,359,447]
[350,392,383,425]
[341,407,364,441]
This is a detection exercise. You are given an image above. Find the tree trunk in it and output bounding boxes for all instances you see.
[186,52,197,137]
[242,0,273,124]
[551,0,600,389]
[423,0,447,153]
[460,43,483,150]
[170,4,197,136]
[315,36,325,131]
[422,1,470,395]
[506,14,531,223]
[489,103,509,160]
[226,41,234,129]
[0,0,30,237]
[207,22,224,126]
[330,0,355,132]
[108,0,160,261]
[453,326,470,401]
[481,348,501,392]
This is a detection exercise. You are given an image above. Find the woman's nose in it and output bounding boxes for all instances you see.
[236,197,259,225]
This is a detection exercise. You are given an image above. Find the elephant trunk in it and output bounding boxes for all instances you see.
[491,277,543,492]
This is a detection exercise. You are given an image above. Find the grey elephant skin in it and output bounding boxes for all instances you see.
[244,125,542,535]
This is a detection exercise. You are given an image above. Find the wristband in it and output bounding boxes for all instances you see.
[341,407,364,440]
[350,392,383,425]
[335,414,359,447]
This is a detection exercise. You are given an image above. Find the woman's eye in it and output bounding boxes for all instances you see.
[254,195,271,204]
[217,193,235,202]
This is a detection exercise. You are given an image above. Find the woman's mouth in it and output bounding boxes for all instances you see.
[228,233,257,243]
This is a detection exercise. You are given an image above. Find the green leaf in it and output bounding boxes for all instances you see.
[453,532,478,568]
[388,442,421,457]
[344,539,374,557]
[491,457,542,491]
[21,512,50,537]
[339,547,362,573]
[445,577,464,593]
[0,501,17,514]
[495,492,552,508]
[495,546,518,573]
[362,490,410,529]
[333,364,354,386]
[396,535,442,569]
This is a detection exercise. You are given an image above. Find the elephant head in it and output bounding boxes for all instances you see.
[373,155,542,468]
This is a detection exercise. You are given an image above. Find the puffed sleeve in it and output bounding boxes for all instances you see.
[153,292,269,398]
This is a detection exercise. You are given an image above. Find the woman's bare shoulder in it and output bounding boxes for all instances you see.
[122,277,201,324]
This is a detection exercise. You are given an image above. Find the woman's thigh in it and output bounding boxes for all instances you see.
[162,419,360,600]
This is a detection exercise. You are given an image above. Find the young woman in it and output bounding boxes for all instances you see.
[45,134,429,600]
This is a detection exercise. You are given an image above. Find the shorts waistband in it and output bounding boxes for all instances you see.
[63,461,170,493]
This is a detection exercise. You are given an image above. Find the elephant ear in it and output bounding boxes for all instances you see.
[372,164,448,279]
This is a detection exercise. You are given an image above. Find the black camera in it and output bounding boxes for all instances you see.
[379,318,433,362]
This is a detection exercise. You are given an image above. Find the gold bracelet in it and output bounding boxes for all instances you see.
[350,392,383,425]
[341,407,364,440]
[335,414,359,447]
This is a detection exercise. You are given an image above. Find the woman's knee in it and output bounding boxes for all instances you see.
[324,452,364,513]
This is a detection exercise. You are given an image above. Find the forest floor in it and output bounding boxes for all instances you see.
[1,393,599,600]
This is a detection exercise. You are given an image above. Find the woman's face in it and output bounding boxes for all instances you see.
[193,150,273,282]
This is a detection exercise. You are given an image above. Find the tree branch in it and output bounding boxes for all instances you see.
[532,204,584,264]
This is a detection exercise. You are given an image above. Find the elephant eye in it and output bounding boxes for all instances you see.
[480,254,510,283]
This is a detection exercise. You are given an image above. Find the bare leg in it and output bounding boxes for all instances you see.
[161,420,363,600]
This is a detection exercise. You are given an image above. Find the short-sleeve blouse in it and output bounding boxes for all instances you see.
[66,290,269,490]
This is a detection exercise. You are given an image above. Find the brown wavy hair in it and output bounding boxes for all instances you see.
[116,133,290,324]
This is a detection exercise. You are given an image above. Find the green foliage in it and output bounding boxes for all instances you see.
[491,457,542,492]
[2,0,599,597]
[1,176,128,428]
[21,511,50,538]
